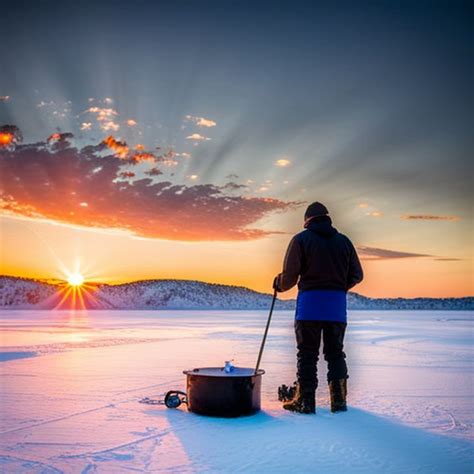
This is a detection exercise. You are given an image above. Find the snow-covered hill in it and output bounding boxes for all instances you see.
[0,276,58,307]
[0,275,472,310]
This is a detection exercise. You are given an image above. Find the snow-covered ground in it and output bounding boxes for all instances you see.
[0,310,473,473]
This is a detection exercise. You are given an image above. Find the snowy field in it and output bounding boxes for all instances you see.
[0,309,473,473]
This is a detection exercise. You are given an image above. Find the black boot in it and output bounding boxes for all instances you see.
[278,381,297,402]
[329,378,347,412]
[282,384,315,414]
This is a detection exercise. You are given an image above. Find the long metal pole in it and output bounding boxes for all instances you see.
[255,289,278,374]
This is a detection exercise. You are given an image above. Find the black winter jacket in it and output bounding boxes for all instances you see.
[276,216,363,292]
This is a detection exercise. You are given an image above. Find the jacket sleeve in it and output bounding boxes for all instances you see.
[277,236,303,292]
[347,242,363,290]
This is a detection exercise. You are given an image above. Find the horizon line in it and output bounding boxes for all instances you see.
[1,273,472,300]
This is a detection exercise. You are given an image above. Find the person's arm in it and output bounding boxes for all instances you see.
[274,236,302,292]
[347,242,363,290]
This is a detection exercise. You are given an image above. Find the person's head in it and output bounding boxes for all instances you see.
[304,201,329,227]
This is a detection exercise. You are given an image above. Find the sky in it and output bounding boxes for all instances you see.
[0,0,472,298]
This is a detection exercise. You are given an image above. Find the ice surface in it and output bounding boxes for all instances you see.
[0,309,473,473]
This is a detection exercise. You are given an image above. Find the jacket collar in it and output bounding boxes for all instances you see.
[305,216,337,237]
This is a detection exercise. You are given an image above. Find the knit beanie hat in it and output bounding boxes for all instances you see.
[304,202,329,221]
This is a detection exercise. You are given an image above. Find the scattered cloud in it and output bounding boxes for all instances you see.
[401,214,460,221]
[358,249,464,262]
[37,100,55,108]
[0,128,298,240]
[118,171,136,179]
[145,167,163,177]
[91,106,116,119]
[35,100,72,119]
[357,203,369,209]
[366,211,383,218]
[47,132,74,144]
[162,149,176,160]
[185,115,216,128]
[86,107,120,131]
[100,121,120,132]
[357,246,431,260]
[80,122,92,131]
[197,118,216,127]
[275,158,291,167]
[222,182,247,191]
[126,119,137,127]
[162,159,178,167]
[186,133,211,141]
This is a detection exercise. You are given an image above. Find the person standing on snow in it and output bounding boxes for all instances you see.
[274,202,363,414]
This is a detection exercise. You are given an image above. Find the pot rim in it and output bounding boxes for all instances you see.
[183,367,265,377]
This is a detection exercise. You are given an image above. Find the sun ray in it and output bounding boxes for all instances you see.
[54,286,73,310]
[80,287,96,308]
[76,286,86,309]
[71,286,77,309]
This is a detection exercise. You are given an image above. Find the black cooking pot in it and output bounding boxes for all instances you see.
[183,367,265,417]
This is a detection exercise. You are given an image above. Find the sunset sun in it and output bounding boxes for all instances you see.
[67,273,84,287]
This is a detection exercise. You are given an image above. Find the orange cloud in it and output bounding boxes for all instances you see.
[0,132,14,147]
[0,125,22,147]
[0,129,299,241]
[130,152,157,163]
[102,136,178,167]
[103,136,129,158]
